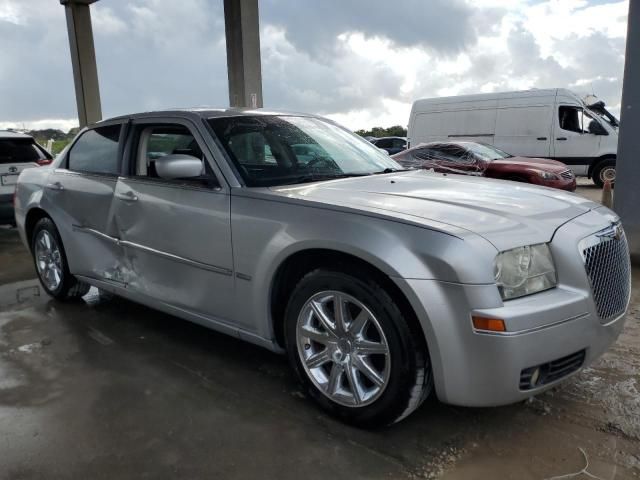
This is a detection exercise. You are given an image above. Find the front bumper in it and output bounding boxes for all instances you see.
[530,176,577,192]
[400,208,627,407]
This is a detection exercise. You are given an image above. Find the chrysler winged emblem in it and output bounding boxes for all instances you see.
[597,223,622,242]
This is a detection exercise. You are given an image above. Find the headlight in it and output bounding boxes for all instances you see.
[494,243,557,300]
[534,170,559,180]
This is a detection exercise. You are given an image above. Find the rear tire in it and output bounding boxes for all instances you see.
[592,159,616,188]
[31,217,90,300]
[284,268,432,427]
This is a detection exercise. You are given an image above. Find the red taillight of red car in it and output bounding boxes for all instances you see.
[37,158,52,166]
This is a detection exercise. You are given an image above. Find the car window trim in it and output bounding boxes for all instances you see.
[121,117,225,191]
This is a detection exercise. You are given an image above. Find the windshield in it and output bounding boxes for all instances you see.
[586,107,617,129]
[459,142,512,161]
[208,115,403,187]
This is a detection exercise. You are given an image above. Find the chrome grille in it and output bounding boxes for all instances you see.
[582,225,631,322]
[560,169,574,180]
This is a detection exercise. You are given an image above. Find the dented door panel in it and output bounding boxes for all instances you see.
[43,169,123,282]
[111,178,236,325]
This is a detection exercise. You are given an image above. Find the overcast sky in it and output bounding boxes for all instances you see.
[0,0,629,132]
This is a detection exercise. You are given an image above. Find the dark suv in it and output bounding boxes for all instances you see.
[0,131,52,225]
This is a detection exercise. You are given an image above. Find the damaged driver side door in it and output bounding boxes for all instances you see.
[110,118,235,325]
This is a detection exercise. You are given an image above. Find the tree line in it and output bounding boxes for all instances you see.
[354,125,407,138]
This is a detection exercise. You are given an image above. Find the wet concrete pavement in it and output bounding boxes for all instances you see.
[1,184,639,479]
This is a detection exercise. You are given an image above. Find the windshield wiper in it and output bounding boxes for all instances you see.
[279,172,369,186]
[374,168,412,174]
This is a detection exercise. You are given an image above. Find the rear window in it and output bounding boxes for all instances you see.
[0,138,51,164]
[68,125,122,175]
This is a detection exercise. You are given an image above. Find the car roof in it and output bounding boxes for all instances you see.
[96,108,317,125]
[0,130,34,140]
[375,136,406,140]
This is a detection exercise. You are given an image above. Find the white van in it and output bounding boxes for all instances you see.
[407,88,619,187]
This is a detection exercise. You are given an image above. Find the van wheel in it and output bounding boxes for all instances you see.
[284,268,432,427]
[592,159,616,188]
[31,217,90,300]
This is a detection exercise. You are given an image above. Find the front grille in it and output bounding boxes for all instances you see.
[520,350,586,390]
[582,225,631,322]
[560,169,574,179]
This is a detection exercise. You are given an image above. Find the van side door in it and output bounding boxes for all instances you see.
[493,105,552,158]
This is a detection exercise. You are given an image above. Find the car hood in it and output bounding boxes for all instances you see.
[269,170,598,251]
[489,156,569,173]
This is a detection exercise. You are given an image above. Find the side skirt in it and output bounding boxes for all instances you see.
[75,275,284,354]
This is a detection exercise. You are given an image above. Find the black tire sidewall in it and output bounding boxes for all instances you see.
[31,217,75,299]
[593,159,615,188]
[284,269,429,427]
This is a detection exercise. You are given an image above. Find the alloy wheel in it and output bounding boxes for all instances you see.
[34,230,63,291]
[600,166,616,183]
[296,291,391,407]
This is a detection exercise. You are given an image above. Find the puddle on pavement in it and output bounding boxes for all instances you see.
[0,278,42,309]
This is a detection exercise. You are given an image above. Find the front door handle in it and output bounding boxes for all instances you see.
[45,181,64,191]
[115,191,138,202]
[556,137,567,141]
[536,137,547,141]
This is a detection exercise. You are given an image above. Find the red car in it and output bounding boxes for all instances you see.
[392,141,576,191]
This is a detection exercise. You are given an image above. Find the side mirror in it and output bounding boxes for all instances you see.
[588,120,608,136]
[155,154,203,180]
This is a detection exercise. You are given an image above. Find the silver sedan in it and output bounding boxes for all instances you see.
[14,109,631,427]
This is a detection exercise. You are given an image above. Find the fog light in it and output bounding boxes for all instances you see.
[530,367,541,387]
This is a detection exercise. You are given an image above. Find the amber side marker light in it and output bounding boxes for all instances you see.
[472,316,506,332]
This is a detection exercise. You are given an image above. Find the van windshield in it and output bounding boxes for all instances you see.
[459,142,513,161]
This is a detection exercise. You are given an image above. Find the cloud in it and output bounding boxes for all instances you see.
[0,0,629,130]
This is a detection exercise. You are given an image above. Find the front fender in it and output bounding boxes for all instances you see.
[229,193,497,343]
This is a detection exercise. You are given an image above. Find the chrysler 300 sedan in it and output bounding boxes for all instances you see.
[14,109,631,427]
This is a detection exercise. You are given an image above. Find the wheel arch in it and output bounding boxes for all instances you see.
[24,207,51,251]
[269,248,428,355]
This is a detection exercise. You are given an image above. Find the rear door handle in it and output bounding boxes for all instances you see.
[537,137,547,141]
[115,191,138,202]
[556,137,567,141]
[45,182,64,191]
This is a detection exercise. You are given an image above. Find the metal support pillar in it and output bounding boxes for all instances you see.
[61,0,102,127]
[223,0,263,108]
[614,0,640,261]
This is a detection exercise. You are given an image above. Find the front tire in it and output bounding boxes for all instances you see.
[284,268,432,427]
[592,159,616,188]
[31,217,90,300]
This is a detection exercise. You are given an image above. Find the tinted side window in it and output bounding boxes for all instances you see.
[68,125,121,175]
[392,139,406,148]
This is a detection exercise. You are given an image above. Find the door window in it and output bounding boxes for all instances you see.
[559,106,593,134]
[134,125,216,186]
[68,125,121,175]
